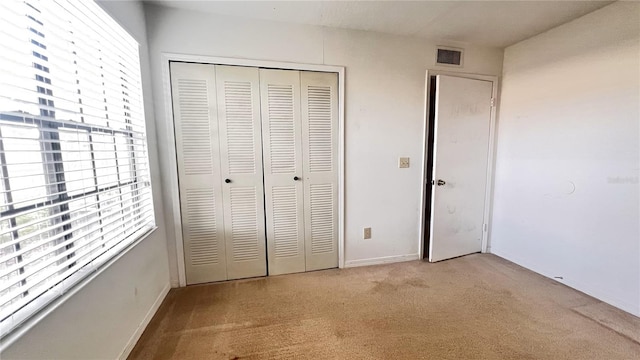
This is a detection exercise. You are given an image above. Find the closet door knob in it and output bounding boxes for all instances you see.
[225,179,231,184]
[293,176,300,181]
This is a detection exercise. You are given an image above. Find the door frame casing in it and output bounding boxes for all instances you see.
[418,70,499,260]
[161,53,346,287]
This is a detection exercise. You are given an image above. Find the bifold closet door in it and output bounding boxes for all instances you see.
[259,69,306,275]
[170,62,228,284]
[260,70,339,274]
[215,65,267,280]
[301,71,339,271]
[173,63,338,283]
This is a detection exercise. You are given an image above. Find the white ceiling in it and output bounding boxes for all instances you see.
[147,0,613,48]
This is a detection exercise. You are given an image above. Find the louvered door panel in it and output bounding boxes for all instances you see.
[259,69,305,275]
[170,62,227,284]
[309,184,334,254]
[301,71,339,271]
[216,65,267,280]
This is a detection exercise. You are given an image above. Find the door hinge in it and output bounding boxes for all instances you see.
[483,223,488,232]
[490,98,496,107]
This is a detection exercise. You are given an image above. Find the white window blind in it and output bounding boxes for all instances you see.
[0,0,155,337]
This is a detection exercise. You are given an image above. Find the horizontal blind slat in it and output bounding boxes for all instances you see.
[0,113,147,135]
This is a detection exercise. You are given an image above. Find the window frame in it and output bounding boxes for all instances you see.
[0,0,156,341]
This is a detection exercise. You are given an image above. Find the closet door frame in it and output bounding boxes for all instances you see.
[162,53,345,287]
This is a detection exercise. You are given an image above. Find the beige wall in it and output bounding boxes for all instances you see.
[491,1,640,316]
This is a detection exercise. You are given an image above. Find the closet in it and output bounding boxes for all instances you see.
[170,62,338,284]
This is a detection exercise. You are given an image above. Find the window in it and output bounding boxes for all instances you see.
[29,27,44,38]
[35,74,51,84]
[32,51,48,62]
[0,0,155,337]
[33,63,50,73]
[30,39,46,49]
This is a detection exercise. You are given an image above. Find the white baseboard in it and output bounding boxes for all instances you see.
[119,283,171,360]
[344,253,420,268]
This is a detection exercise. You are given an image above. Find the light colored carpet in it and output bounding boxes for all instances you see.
[129,254,640,359]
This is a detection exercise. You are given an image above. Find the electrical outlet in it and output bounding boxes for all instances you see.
[363,227,372,239]
[399,157,410,168]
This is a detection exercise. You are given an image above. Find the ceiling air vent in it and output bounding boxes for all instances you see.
[436,47,463,67]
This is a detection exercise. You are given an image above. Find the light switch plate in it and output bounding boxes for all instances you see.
[363,227,372,239]
[399,157,410,168]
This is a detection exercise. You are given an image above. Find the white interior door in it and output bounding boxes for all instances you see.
[301,71,339,271]
[170,62,228,284]
[215,65,267,279]
[259,69,306,275]
[429,75,493,262]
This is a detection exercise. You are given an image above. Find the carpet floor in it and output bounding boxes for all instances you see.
[128,254,640,359]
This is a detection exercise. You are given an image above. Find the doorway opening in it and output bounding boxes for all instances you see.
[423,75,437,260]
